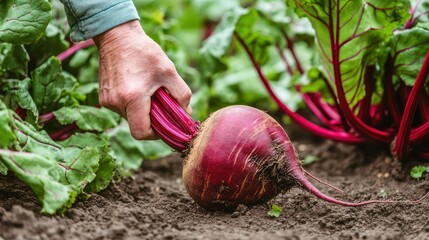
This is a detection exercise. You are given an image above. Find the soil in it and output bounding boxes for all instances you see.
[1,127,429,240]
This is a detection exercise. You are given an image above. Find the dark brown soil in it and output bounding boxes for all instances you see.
[1,129,429,240]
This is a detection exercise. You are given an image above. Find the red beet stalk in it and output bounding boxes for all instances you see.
[150,88,199,151]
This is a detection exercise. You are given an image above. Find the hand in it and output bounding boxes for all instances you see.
[93,20,192,140]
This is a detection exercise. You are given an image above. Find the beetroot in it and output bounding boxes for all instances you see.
[182,105,295,210]
[150,88,428,211]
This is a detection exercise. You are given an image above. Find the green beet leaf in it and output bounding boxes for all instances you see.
[57,147,100,193]
[0,43,29,77]
[53,106,120,132]
[84,145,116,194]
[108,122,171,170]
[0,149,72,215]
[0,0,52,44]
[390,23,429,86]
[0,100,16,149]
[16,77,39,121]
[31,56,78,114]
[286,0,410,107]
[14,119,64,162]
[59,133,116,193]
[59,132,109,149]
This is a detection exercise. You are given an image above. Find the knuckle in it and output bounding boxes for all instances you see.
[118,85,140,104]
[182,88,192,100]
[162,64,177,78]
[147,53,162,65]
[108,94,123,109]
[98,95,109,107]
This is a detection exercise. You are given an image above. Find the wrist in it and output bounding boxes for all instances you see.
[93,20,145,50]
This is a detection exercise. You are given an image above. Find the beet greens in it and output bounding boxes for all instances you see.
[202,0,429,161]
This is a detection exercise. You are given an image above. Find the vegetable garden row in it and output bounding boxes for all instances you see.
[0,0,428,216]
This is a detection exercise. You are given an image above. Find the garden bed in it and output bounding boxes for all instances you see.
[1,130,429,240]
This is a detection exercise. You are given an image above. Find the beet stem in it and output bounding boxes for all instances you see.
[150,88,199,151]
[57,40,95,62]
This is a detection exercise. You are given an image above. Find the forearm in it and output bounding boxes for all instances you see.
[59,0,140,42]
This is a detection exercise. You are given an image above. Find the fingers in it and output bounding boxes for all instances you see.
[163,73,193,115]
[124,96,158,140]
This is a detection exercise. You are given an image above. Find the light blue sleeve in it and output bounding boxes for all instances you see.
[59,0,140,42]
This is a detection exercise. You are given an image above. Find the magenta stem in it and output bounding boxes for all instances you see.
[383,56,402,125]
[276,44,294,76]
[404,0,422,29]
[57,39,95,62]
[393,51,429,160]
[357,66,375,124]
[49,124,77,141]
[38,112,55,125]
[281,29,304,74]
[150,88,199,152]
[418,93,429,122]
[410,121,429,143]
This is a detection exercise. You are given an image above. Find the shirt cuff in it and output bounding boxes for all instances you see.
[68,1,140,42]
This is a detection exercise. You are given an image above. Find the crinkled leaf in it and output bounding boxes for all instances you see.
[0,100,16,149]
[59,133,116,193]
[16,78,39,120]
[31,56,78,113]
[0,43,29,77]
[286,0,410,106]
[84,145,116,193]
[14,119,64,162]
[0,0,52,44]
[0,149,72,215]
[108,123,171,170]
[390,23,429,86]
[59,132,109,149]
[58,147,99,192]
[53,106,120,132]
